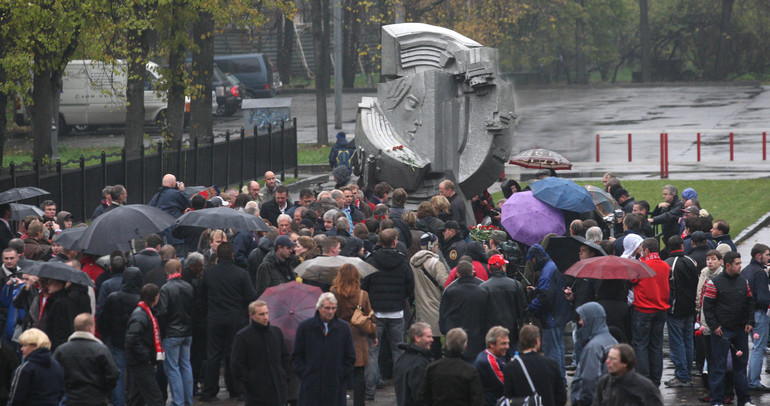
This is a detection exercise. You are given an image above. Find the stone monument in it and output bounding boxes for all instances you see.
[353,23,516,213]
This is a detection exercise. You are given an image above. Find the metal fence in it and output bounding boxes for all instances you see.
[1,118,298,222]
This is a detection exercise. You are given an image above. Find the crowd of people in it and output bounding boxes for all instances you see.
[0,161,766,406]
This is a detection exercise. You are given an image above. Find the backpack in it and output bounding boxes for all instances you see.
[336,148,352,171]
[495,356,543,406]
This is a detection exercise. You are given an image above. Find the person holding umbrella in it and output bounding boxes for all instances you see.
[37,277,78,351]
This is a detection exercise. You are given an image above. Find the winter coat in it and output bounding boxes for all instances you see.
[394,344,432,406]
[7,347,65,406]
[650,196,683,244]
[695,265,722,334]
[363,248,415,312]
[416,216,445,237]
[665,251,700,318]
[474,349,509,406]
[95,271,124,321]
[256,250,299,297]
[446,261,489,287]
[416,352,484,406]
[148,186,190,219]
[0,340,20,404]
[441,234,468,270]
[125,305,157,367]
[439,277,488,362]
[199,258,258,325]
[713,234,737,252]
[291,312,356,406]
[633,255,670,313]
[480,271,528,345]
[527,259,571,329]
[232,231,258,269]
[503,351,566,406]
[570,302,618,406]
[260,199,289,229]
[740,257,770,312]
[248,236,274,284]
[157,276,194,338]
[333,289,376,367]
[593,368,663,406]
[703,270,754,332]
[1,282,25,341]
[410,250,448,334]
[98,267,142,348]
[37,288,77,351]
[53,332,120,406]
[231,321,290,406]
[130,249,162,276]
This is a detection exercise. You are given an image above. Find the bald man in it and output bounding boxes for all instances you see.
[260,171,282,203]
[149,173,191,248]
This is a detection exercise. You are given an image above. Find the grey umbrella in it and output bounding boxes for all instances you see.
[53,227,88,251]
[76,204,176,255]
[0,187,50,204]
[174,206,269,232]
[294,256,379,285]
[10,203,44,221]
[23,261,95,287]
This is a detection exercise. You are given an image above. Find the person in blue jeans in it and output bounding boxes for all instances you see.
[703,251,755,406]
[739,243,770,392]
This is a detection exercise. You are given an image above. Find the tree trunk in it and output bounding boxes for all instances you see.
[713,0,735,80]
[574,0,587,84]
[341,0,358,88]
[0,71,7,169]
[166,45,187,147]
[125,30,149,158]
[639,0,651,82]
[190,12,214,142]
[31,61,54,162]
[311,0,330,146]
[277,15,294,85]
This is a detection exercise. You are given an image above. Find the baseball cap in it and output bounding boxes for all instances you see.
[682,206,700,215]
[275,235,296,248]
[444,220,461,231]
[490,230,508,243]
[691,231,707,243]
[488,254,509,268]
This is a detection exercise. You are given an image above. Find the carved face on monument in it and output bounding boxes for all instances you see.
[384,77,425,142]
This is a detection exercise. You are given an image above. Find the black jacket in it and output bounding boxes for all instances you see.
[157,276,194,337]
[199,258,258,325]
[650,196,684,243]
[363,248,415,312]
[439,277,488,362]
[665,251,700,318]
[687,244,710,270]
[416,216,445,237]
[416,352,483,406]
[98,267,142,348]
[232,231,258,269]
[53,332,120,406]
[714,234,737,252]
[256,250,299,297]
[125,305,158,367]
[394,344,432,406]
[7,347,64,406]
[0,340,20,404]
[594,369,663,406]
[447,193,468,234]
[480,272,528,344]
[247,237,274,285]
[441,234,467,270]
[741,258,770,311]
[131,249,161,276]
[502,352,567,406]
[703,271,755,332]
[260,199,288,228]
[231,322,290,406]
[37,288,77,351]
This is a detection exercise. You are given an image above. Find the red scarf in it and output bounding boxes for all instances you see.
[166,273,182,280]
[137,301,165,361]
[642,252,661,261]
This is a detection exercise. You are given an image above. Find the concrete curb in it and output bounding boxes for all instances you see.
[735,211,770,246]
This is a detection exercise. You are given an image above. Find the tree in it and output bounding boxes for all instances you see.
[639,0,651,82]
[311,0,331,146]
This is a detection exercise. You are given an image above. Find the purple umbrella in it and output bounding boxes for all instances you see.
[501,191,565,246]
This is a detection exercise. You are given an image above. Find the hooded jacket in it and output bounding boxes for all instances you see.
[526,246,571,329]
[256,249,300,297]
[570,302,617,406]
[410,250,448,334]
[363,248,415,312]
[98,267,142,348]
[8,347,65,406]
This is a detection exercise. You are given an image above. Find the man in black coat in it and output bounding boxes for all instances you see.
[416,327,483,406]
[131,233,163,276]
[125,283,164,406]
[199,242,258,401]
[98,266,142,406]
[292,292,356,406]
[256,235,299,297]
[54,313,120,406]
[148,174,190,246]
[649,185,684,246]
[441,220,467,270]
[363,229,415,397]
[260,185,290,227]
[439,180,469,237]
[439,260,488,362]
[232,300,290,406]
[480,255,527,354]
[37,278,77,351]
[393,322,434,406]
[0,204,14,253]
[502,325,567,406]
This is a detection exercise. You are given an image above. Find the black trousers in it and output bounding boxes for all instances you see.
[127,363,163,406]
[202,322,242,398]
[353,366,366,406]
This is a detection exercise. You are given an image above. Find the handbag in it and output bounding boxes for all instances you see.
[350,291,376,335]
[495,356,543,406]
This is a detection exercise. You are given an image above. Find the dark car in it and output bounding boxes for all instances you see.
[213,54,281,98]
[212,65,247,117]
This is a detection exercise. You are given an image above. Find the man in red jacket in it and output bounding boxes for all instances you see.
[631,238,670,387]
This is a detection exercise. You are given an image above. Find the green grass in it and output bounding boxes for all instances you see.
[494,179,770,236]
[4,145,125,168]
[297,143,332,164]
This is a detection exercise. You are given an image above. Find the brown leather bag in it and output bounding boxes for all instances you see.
[350,291,376,335]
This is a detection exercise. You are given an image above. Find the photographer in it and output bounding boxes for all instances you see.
[471,190,500,227]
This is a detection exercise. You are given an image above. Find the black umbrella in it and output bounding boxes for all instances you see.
[174,207,269,232]
[76,204,176,255]
[23,261,95,287]
[545,235,606,272]
[0,187,50,204]
[53,227,87,250]
[10,203,44,221]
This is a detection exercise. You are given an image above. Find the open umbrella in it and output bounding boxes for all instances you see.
[76,204,176,255]
[545,236,606,272]
[501,191,565,246]
[564,256,656,280]
[585,185,621,217]
[530,177,596,213]
[509,148,572,170]
[0,187,50,204]
[10,203,44,221]
[174,207,269,232]
[23,261,95,287]
[294,256,379,286]
[53,227,87,251]
[259,281,322,351]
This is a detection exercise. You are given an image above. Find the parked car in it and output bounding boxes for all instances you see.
[213,54,281,98]
[212,65,247,117]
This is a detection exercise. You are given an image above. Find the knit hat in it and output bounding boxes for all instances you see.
[682,188,698,201]
[336,131,346,139]
[332,165,351,186]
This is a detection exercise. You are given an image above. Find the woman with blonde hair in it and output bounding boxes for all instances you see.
[8,328,65,405]
[430,195,452,222]
[331,264,376,406]
[294,236,319,262]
